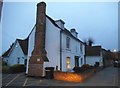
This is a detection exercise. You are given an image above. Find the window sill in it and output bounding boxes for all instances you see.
[66,48,71,51]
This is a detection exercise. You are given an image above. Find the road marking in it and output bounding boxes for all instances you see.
[6,74,20,86]
[23,78,28,86]
[2,74,11,80]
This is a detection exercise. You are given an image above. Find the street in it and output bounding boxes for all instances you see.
[2,66,119,86]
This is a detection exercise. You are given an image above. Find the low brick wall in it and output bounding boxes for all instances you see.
[54,70,94,82]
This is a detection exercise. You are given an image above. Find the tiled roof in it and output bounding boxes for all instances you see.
[2,38,28,57]
[2,43,14,57]
[85,46,101,56]
[17,38,28,55]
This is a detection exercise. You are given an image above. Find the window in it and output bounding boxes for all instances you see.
[17,57,20,64]
[66,57,71,70]
[66,37,70,49]
[80,43,83,52]
[24,59,27,66]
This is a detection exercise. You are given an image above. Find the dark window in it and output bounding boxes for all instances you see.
[75,56,79,67]
[80,43,83,52]
[81,58,83,65]
[66,37,70,49]
[17,57,20,64]
[24,59,27,66]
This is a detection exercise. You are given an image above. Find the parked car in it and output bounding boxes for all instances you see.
[113,60,120,67]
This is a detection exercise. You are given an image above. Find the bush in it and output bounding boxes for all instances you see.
[9,64,26,73]
[2,61,7,66]
[2,66,9,73]
[73,64,92,73]
[81,64,90,68]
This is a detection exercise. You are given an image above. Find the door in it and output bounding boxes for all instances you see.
[75,56,79,67]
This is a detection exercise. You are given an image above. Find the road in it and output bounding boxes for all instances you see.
[2,66,119,86]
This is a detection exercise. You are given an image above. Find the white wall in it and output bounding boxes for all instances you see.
[7,40,25,66]
[61,33,85,71]
[44,17,60,70]
[26,27,35,74]
[86,56,103,66]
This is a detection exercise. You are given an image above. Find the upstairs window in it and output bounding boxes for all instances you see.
[80,43,83,52]
[66,37,70,49]
[17,57,20,64]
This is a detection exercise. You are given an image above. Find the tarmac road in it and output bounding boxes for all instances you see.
[2,66,119,87]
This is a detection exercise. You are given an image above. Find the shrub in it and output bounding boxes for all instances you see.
[2,61,7,66]
[73,64,92,73]
[2,66,9,73]
[81,64,90,68]
[9,64,26,73]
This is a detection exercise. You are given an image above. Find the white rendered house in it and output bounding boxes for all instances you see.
[26,2,85,76]
[2,39,28,66]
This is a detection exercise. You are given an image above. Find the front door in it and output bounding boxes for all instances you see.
[75,56,79,67]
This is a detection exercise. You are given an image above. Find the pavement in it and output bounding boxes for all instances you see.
[2,66,119,87]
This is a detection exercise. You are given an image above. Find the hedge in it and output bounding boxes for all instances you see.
[9,64,26,73]
[2,66,10,73]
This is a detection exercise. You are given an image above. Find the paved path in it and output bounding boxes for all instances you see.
[2,66,119,86]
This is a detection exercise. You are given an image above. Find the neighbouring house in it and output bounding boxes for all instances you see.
[26,2,85,77]
[2,38,28,66]
[85,46,103,66]
[102,49,113,67]
[85,45,113,67]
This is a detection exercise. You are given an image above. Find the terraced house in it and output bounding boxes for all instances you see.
[25,2,85,77]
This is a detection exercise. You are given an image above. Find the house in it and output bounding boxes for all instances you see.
[85,45,113,67]
[102,49,113,67]
[26,2,85,77]
[2,38,28,66]
[85,46,103,66]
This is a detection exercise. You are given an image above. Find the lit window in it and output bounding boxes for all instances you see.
[66,57,71,70]
[66,37,70,49]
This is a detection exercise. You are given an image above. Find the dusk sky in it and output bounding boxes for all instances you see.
[1,1,118,55]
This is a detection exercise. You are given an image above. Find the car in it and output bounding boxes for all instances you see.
[113,60,120,67]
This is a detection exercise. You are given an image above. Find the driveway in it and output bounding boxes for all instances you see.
[2,66,119,87]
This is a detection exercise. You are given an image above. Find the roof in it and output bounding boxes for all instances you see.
[2,43,14,57]
[17,38,28,55]
[85,46,101,56]
[2,38,28,57]
[46,15,85,44]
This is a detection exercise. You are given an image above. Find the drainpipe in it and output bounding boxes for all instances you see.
[60,30,62,71]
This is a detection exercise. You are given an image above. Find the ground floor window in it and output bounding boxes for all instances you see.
[66,57,71,70]
[24,59,27,66]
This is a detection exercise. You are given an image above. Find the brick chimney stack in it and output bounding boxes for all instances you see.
[28,2,47,77]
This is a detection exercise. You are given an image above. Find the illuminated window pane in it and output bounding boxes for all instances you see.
[66,57,71,70]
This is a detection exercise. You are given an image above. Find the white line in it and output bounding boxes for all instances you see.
[2,74,11,80]
[23,78,28,86]
[6,74,20,86]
